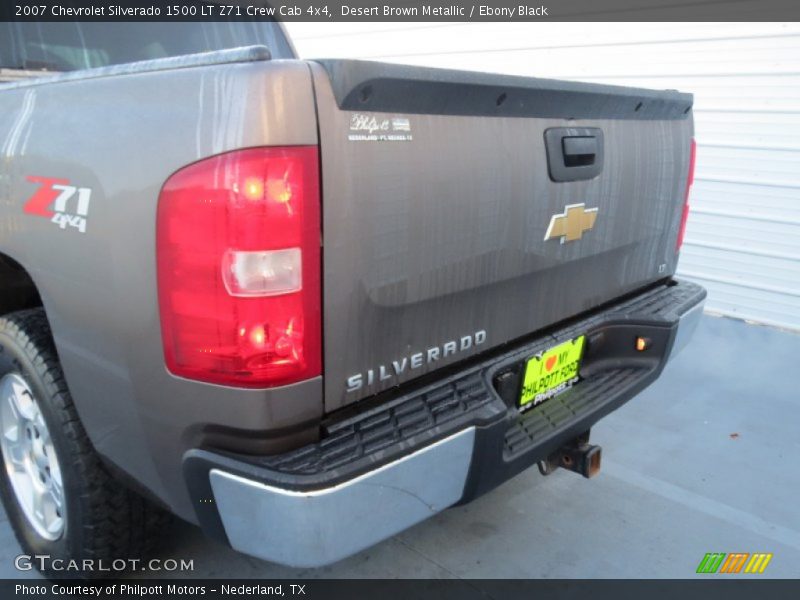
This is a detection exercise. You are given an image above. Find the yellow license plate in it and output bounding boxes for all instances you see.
[519,335,586,410]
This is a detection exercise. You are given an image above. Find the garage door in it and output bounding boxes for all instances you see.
[286,22,800,331]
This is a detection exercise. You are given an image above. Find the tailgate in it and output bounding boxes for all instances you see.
[309,60,694,411]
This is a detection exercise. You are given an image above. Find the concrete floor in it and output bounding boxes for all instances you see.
[2,314,798,579]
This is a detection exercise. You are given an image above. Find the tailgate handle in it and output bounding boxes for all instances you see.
[562,136,598,167]
[545,127,604,182]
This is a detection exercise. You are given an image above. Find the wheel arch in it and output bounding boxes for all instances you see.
[0,252,43,316]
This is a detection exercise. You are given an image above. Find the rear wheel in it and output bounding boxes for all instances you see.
[0,372,65,541]
[0,308,169,578]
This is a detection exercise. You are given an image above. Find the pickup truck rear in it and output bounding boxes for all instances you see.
[0,22,704,574]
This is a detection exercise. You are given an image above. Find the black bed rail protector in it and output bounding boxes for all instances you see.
[0,45,272,91]
[314,59,693,120]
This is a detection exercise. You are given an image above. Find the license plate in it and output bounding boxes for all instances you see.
[518,335,586,411]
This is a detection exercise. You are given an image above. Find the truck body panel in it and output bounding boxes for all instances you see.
[0,53,322,520]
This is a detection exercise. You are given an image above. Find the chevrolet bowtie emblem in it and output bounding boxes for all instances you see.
[544,203,599,243]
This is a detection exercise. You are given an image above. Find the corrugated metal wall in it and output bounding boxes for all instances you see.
[285,22,800,330]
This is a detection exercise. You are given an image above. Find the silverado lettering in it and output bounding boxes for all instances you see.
[346,330,488,393]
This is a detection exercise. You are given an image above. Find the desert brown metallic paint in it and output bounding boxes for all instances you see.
[0,57,321,521]
[309,62,693,411]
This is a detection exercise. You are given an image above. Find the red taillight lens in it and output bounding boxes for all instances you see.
[156,147,321,387]
[676,138,696,252]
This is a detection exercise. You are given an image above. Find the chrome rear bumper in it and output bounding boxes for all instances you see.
[209,428,474,567]
[669,297,704,359]
[190,279,706,568]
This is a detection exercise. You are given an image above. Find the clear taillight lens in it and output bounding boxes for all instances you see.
[676,138,696,252]
[156,147,321,387]
[222,248,302,297]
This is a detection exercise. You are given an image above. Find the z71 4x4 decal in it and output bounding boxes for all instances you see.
[23,175,92,234]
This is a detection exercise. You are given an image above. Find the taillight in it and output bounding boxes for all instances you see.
[156,147,321,387]
[676,138,696,252]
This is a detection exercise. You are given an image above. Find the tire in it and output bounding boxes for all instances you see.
[0,308,170,578]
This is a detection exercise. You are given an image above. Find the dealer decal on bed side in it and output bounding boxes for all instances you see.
[348,113,413,142]
[23,176,92,234]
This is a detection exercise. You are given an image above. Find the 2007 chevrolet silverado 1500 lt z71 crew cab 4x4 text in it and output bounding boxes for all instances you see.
[0,22,704,573]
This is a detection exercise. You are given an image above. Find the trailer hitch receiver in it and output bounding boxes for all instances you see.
[538,432,602,479]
